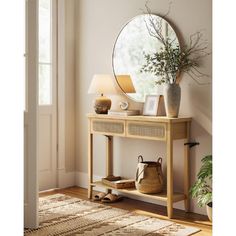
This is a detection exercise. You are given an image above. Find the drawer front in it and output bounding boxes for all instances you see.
[127,121,166,140]
[91,119,125,136]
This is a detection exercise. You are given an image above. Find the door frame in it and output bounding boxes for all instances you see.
[24,0,74,228]
[38,0,58,191]
[24,0,39,229]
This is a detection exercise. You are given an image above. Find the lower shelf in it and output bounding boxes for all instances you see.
[91,181,186,203]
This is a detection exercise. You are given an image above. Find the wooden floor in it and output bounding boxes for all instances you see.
[40,186,212,236]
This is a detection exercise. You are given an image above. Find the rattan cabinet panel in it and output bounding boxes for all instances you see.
[91,119,125,136]
[127,121,166,140]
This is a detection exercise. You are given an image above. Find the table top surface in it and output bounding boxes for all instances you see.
[87,113,192,123]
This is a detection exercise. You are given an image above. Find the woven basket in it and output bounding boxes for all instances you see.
[135,155,164,194]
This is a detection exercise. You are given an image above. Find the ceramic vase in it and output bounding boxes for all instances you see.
[163,83,181,118]
[206,203,212,222]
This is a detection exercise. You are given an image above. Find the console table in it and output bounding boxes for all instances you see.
[87,113,191,218]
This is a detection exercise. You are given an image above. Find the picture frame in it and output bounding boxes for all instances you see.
[143,95,160,116]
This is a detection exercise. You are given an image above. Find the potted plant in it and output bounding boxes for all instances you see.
[190,155,212,221]
[140,5,210,117]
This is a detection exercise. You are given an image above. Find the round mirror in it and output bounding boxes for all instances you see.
[112,14,179,102]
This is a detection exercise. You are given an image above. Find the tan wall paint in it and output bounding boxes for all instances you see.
[64,0,76,172]
[75,0,212,215]
[50,0,76,186]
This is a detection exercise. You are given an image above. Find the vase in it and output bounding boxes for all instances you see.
[163,83,181,118]
[206,202,212,222]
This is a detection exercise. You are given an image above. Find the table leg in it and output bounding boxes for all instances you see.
[106,136,113,177]
[88,133,93,199]
[106,136,113,194]
[184,121,191,212]
[167,123,173,218]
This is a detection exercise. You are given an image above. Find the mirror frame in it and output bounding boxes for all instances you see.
[112,14,180,103]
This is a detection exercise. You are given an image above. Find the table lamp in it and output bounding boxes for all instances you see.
[88,74,117,114]
[116,75,136,110]
[116,75,136,94]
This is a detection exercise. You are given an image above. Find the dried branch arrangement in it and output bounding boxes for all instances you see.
[140,3,210,85]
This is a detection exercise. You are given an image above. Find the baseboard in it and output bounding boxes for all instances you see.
[75,171,206,215]
[75,171,105,192]
[58,169,76,188]
[24,203,28,227]
[24,203,39,229]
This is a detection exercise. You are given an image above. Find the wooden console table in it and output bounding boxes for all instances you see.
[87,113,191,218]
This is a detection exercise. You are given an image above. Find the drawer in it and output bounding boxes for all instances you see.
[91,119,125,136]
[127,121,166,140]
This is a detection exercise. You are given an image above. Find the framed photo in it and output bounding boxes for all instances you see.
[143,95,160,116]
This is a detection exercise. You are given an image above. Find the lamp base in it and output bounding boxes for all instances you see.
[94,96,111,114]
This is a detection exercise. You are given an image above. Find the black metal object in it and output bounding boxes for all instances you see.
[104,135,112,140]
[184,142,200,148]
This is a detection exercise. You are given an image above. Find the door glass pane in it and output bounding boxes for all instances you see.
[39,0,51,63]
[38,0,52,105]
[38,64,51,105]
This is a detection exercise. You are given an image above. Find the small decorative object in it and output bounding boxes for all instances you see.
[140,5,210,117]
[116,74,136,111]
[143,95,160,116]
[135,155,164,194]
[190,155,212,221]
[88,74,117,114]
[119,101,129,110]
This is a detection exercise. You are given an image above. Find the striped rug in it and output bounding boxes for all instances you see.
[24,194,200,236]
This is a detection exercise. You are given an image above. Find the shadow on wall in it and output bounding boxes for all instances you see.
[190,119,212,214]
[112,119,211,215]
[180,76,212,136]
[189,84,212,135]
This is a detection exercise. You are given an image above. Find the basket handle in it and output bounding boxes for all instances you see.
[138,155,143,163]
[156,157,163,185]
[157,157,162,165]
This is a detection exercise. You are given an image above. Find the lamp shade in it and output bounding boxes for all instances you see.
[88,74,117,95]
[116,75,136,93]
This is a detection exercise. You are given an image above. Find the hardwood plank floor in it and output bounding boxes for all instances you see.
[39,186,212,236]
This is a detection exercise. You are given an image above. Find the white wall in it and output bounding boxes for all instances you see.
[57,0,76,187]
[75,0,212,215]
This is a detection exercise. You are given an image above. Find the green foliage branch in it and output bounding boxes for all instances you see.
[189,155,212,207]
[140,3,210,85]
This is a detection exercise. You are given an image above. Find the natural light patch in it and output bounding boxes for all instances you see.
[38,0,52,105]
[113,15,179,102]
[25,194,200,235]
